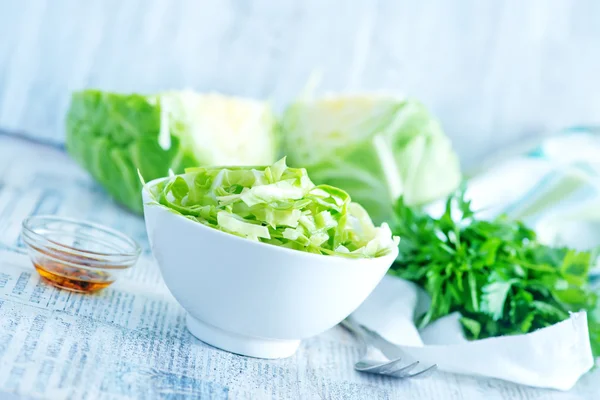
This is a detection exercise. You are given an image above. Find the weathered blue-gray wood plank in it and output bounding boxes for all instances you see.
[0,0,599,167]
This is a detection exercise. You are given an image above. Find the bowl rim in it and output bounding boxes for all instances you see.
[142,177,399,264]
[21,215,142,267]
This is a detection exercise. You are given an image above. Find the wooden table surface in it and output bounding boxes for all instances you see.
[1,0,600,167]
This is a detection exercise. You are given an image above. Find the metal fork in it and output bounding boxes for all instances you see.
[340,317,437,378]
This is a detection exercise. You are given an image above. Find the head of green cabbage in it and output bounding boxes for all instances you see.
[66,90,278,213]
[281,95,461,224]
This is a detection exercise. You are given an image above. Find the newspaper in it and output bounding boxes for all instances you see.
[0,134,597,400]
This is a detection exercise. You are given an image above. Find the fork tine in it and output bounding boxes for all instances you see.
[355,356,403,372]
[344,318,436,380]
[381,360,419,376]
[400,364,438,379]
[358,322,437,379]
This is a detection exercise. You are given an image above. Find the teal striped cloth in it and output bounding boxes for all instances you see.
[463,127,600,274]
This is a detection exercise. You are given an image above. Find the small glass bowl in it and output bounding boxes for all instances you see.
[21,216,141,293]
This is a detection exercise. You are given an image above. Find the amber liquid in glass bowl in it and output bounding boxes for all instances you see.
[21,216,140,294]
[33,253,116,293]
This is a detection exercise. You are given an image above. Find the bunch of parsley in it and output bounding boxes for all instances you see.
[390,189,600,355]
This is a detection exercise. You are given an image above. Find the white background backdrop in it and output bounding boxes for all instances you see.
[0,0,599,167]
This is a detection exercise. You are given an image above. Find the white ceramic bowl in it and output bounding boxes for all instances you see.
[142,179,398,359]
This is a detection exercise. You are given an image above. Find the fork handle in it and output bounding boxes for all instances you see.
[340,317,369,344]
[341,317,403,360]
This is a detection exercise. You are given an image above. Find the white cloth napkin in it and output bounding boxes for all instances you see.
[351,276,594,390]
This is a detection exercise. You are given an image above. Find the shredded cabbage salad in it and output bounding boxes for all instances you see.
[146,158,399,258]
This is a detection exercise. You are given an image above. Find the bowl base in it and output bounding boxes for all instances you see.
[186,314,301,359]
